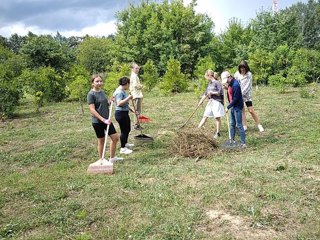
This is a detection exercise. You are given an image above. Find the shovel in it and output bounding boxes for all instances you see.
[131,98,153,141]
[87,100,114,174]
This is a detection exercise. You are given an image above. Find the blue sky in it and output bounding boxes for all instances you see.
[0,0,308,37]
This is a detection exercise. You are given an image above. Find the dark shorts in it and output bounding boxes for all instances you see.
[245,101,253,107]
[92,122,117,138]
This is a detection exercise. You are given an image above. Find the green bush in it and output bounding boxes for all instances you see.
[286,66,307,87]
[140,59,159,91]
[104,61,130,95]
[160,57,188,94]
[268,73,287,93]
[19,67,66,112]
[0,83,21,118]
[0,46,25,118]
[65,65,90,102]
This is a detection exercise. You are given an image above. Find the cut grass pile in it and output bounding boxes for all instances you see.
[0,86,319,239]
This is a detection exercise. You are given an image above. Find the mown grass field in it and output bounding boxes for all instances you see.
[0,86,319,240]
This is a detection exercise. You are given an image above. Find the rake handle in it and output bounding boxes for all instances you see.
[179,104,200,129]
[224,89,232,140]
[101,100,114,160]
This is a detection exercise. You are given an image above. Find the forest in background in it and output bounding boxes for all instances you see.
[0,0,319,117]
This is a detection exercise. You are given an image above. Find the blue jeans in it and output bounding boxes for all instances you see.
[230,107,246,144]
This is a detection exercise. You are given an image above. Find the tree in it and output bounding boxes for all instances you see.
[20,67,66,112]
[66,65,90,115]
[8,34,27,53]
[219,18,252,69]
[77,37,114,74]
[103,61,130,95]
[114,0,214,76]
[0,45,25,117]
[249,49,273,85]
[160,57,187,94]
[20,35,73,73]
[140,59,159,91]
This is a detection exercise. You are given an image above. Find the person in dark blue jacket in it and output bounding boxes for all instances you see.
[221,71,246,148]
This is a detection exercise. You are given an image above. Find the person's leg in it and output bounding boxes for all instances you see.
[229,108,236,141]
[215,117,221,133]
[97,137,105,159]
[242,107,247,130]
[248,106,260,125]
[134,98,142,127]
[92,123,107,159]
[234,108,246,144]
[122,112,131,145]
[109,133,119,158]
[247,101,264,132]
[107,123,118,159]
[115,111,126,148]
[198,117,208,128]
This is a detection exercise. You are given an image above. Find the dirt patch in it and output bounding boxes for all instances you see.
[198,209,280,239]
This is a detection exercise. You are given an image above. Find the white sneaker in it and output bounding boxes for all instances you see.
[243,126,247,131]
[213,132,221,139]
[240,144,247,149]
[109,156,124,163]
[120,147,133,154]
[257,124,264,132]
[125,143,134,148]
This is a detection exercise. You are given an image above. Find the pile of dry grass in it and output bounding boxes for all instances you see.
[170,127,219,158]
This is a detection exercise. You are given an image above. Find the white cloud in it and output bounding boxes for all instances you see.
[0,23,51,37]
[183,0,226,34]
[60,21,117,37]
[0,20,117,37]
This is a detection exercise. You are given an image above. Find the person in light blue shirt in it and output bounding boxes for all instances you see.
[113,77,135,155]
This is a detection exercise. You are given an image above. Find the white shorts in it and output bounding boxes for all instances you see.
[203,99,225,118]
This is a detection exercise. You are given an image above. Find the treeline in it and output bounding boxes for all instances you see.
[1,0,319,117]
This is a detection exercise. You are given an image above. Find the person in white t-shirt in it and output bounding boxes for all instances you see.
[234,60,264,132]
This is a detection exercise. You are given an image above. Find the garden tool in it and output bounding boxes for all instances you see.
[87,100,114,174]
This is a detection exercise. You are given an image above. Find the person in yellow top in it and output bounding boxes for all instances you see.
[129,62,143,130]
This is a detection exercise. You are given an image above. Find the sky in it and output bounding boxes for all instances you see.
[0,0,308,38]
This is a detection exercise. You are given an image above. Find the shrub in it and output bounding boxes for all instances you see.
[160,57,188,94]
[140,59,159,91]
[104,61,130,95]
[268,73,287,93]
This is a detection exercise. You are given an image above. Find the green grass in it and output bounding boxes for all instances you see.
[0,86,319,239]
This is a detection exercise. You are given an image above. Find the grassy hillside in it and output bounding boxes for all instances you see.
[0,86,319,239]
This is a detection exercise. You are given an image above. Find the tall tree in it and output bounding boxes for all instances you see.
[20,35,73,73]
[76,37,114,74]
[114,0,214,76]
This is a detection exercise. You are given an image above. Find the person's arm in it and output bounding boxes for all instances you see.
[117,94,133,107]
[88,104,111,124]
[227,85,241,109]
[198,94,207,106]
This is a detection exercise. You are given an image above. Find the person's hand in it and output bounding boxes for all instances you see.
[128,94,133,99]
[135,111,140,116]
[103,119,112,125]
[109,96,115,104]
[225,108,229,113]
